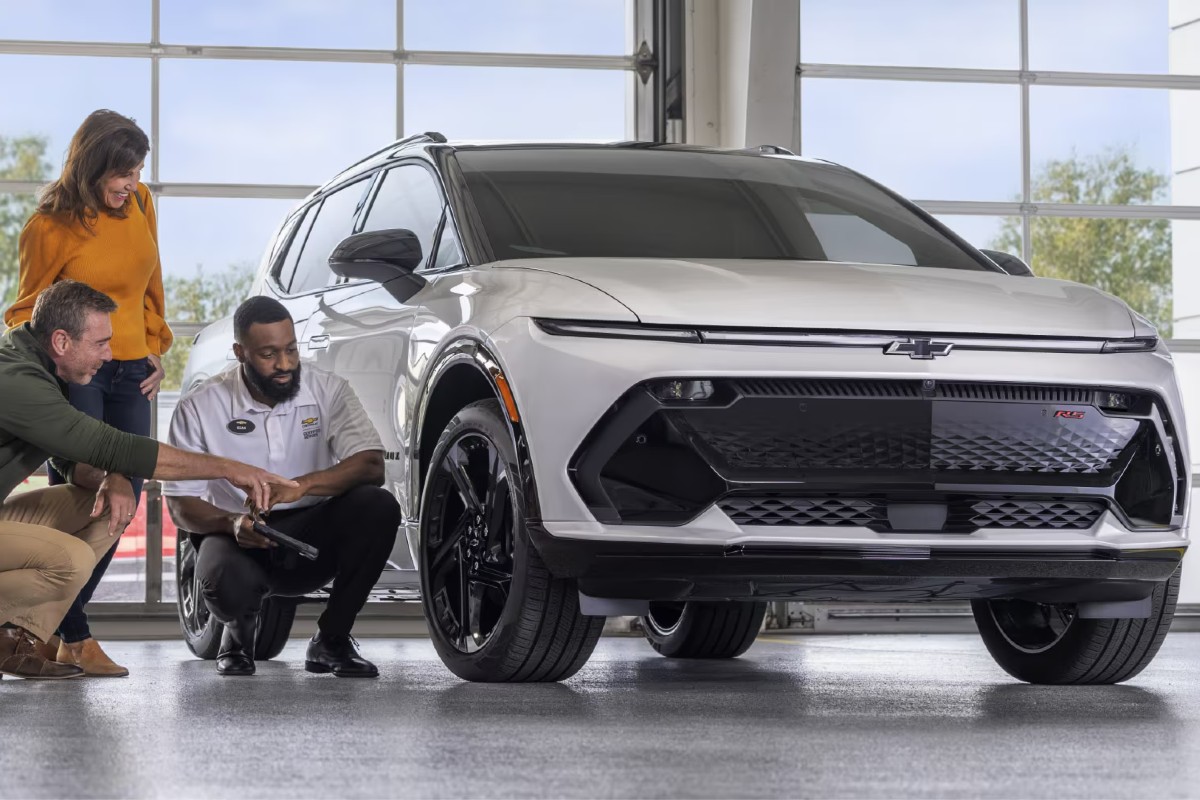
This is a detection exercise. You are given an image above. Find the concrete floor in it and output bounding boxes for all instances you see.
[3,633,1200,799]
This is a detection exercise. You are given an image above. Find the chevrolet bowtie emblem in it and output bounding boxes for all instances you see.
[885,338,954,359]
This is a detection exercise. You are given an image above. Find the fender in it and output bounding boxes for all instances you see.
[410,335,542,524]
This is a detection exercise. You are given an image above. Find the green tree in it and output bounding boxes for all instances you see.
[162,263,254,390]
[0,135,52,307]
[991,148,1172,334]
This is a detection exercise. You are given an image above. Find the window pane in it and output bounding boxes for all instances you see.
[800,79,1021,202]
[0,192,36,308]
[432,219,465,270]
[1029,0,1177,74]
[0,56,150,175]
[1030,87,1173,205]
[290,179,373,295]
[0,0,150,42]
[800,0,1017,68]
[931,215,1022,256]
[160,60,395,184]
[405,66,627,140]
[1029,216,1172,334]
[156,196,297,282]
[361,166,445,269]
[1171,219,1200,339]
[405,0,629,55]
[160,0,395,49]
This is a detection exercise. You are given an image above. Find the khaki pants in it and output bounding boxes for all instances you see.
[0,485,116,642]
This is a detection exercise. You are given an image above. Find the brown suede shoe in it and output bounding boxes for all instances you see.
[57,638,129,678]
[0,627,83,680]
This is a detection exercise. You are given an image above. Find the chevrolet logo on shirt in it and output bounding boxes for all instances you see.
[302,417,319,426]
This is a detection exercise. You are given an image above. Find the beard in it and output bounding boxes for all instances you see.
[243,361,302,403]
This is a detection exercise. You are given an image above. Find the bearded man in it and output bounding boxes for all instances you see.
[164,296,399,677]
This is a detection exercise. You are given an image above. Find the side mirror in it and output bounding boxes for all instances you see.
[329,229,427,302]
[979,248,1034,277]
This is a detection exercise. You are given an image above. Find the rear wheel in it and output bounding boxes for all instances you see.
[176,533,297,661]
[641,601,767,659]
[972,568,1180,684]
[420,399,604,682]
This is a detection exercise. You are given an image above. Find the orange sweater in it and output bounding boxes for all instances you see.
[5,183,172,360]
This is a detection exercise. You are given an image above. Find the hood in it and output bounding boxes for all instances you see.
[492,258,1137,339]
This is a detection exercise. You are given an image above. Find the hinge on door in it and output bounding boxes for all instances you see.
[634,40,657,85]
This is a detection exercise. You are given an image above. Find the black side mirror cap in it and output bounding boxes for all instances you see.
[329,229,427,302]
[979,248,1035,277]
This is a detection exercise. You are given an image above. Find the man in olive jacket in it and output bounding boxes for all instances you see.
[0,280,296,680]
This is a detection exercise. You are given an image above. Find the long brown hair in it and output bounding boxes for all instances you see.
[38,109,149,230]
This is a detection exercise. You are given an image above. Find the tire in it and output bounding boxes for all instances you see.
[641,601,767,659]
[420,399,604,682]
[176,532,221,659]
[176,532,297,661]
[972,568,1181,685]
[253,598,297,661]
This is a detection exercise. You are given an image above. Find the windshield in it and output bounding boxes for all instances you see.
[455,148,992,271]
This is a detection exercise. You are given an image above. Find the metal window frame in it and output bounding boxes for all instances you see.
[0,0,643,613]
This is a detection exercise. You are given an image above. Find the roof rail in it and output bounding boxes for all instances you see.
[742,144,796,156]
[341,132,449,173]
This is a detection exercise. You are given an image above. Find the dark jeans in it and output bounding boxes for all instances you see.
[195,485,399,638]
[48,357,151,643]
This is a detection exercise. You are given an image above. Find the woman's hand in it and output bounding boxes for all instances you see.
[141,353,165,400]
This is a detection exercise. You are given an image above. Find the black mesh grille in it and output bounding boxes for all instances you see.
[720,495,1106,530]
[731,379,922,399]
[960,498,1104,529]
[935,383,1094,403]
[721,496,885,526]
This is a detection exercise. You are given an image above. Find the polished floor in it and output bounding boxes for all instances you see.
[3,632,1200,799]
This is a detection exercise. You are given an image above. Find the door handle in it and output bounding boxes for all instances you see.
[307,335,330,350]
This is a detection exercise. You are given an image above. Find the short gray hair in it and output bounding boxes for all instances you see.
[30,280,118,346]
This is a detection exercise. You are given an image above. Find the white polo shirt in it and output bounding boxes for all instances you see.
[164,364,383,513]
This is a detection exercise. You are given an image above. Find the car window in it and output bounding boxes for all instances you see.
[288,178,372,295]
[360,164,444,270]
[807,209,916,266]
[274,205,316,293]
[456,148,991,271]
[430,215,466,271]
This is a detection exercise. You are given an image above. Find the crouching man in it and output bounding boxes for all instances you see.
[164,297,399,677]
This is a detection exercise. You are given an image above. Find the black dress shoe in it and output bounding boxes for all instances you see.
[305,632,378,677]
[216,620,256,677]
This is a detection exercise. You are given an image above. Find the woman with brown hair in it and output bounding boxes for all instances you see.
[4,109,172,677]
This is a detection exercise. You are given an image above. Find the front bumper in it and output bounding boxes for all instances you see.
[489,318,1191,591]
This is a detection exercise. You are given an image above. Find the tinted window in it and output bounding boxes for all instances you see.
[361,165,444,270]
[431,215,466,270]
[274,205,316,292]
[456,149,990,271]
[289,178,372,294]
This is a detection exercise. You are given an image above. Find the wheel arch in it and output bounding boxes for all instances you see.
[413,337,541,521]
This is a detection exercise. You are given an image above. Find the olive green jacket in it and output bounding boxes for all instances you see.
[0,323,158,502]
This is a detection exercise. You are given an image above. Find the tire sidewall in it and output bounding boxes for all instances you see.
[419,399,535,680]
[175,534,222,659]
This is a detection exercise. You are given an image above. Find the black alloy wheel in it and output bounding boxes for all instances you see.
[420,399,603,682]
[425,429,515,653]
[972,566,1181,684]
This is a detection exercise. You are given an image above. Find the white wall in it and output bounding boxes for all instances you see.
[1171,0,1200,602]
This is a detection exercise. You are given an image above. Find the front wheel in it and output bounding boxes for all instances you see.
[641,601,767,659]
[420,399,604,682]
[972,568,1180,685]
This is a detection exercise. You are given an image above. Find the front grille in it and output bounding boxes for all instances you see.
[961,498,1104,529]
[720,495,1106,531]
[721,496,884,527]
[677,397,1141,476]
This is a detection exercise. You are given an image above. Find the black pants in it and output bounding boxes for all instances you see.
[48,357,152,643]
[195,485,399,638]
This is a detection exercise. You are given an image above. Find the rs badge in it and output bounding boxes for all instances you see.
[1054,410,1086,420]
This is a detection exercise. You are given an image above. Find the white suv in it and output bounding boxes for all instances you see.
[178,136,1188,684]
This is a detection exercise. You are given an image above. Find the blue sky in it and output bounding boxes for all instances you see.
[0,0,1186,278]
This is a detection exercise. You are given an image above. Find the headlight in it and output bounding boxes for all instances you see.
[1102,337,1159,353]
[534,319,700,343]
